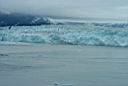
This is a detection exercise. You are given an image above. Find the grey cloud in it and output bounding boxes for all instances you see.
[0,0,128,19]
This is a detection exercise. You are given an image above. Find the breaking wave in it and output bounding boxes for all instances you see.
[0,23,128,47]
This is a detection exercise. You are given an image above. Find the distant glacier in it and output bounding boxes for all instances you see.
[1,22,128,47]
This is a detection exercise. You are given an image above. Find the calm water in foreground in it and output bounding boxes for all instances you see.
[0,44,128,86]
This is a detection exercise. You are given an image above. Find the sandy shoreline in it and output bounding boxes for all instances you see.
[0,44,128,86]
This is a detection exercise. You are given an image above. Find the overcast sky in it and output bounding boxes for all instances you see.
[0,0,128,19]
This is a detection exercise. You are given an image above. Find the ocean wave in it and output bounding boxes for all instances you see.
[0,24,128,47]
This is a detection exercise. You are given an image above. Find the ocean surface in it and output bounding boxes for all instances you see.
[0,45,128,86]
[1,20,128,86]
[1,21,128,47]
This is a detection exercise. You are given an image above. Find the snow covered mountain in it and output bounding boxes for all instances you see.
[0,10,51,26]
